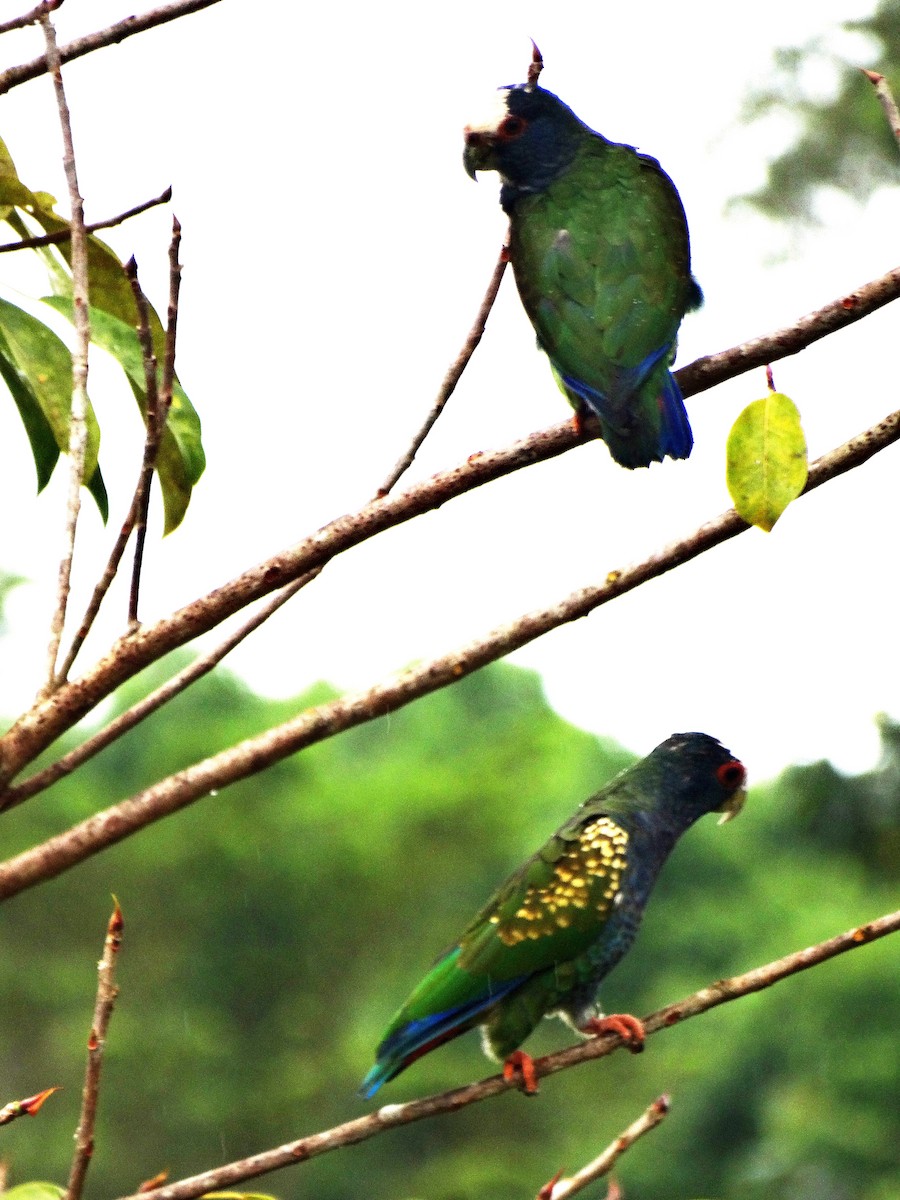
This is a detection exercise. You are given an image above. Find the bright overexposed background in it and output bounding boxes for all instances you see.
[0,0,895,781]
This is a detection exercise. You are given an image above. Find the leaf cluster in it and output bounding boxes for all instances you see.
[0,137,203,531]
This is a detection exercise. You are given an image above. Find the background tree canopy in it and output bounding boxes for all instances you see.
[1,659,896,1200]
[738,1,900,223]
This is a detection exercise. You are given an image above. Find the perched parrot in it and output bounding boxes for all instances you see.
[360,733,746,1097]
[463,82,701,469]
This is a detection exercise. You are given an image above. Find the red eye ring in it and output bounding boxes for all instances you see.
[498,114,527,140]
[717,760,746,789]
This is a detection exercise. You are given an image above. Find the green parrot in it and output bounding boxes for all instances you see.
[463,81,701,468]
[361,733,746,1097]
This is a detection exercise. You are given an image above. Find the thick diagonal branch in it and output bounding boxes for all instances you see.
[1,265,898,791]
[0,1,223,95]
[1,391,898,897]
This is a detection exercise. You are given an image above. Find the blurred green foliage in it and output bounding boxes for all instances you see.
[0,661,896,1199]
[737,2,900,222]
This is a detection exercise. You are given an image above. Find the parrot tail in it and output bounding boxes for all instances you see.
[359,957,524,1098]
[560,354,693,468]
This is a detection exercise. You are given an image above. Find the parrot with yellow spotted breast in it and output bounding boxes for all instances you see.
[360,732,746,1097]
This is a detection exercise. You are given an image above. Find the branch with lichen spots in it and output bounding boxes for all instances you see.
[107,911,898,1200]
[2,383,900,900]
[0,261,898,798]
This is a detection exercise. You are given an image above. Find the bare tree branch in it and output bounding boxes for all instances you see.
[540,1095,669,1200]
[2,575,317,809]
[377,237,510,497]
[0,1,224,95]
[67,899,124,1200]
[108,911,898,1200]
[0,0,60,39]
[1,385,899,897]
[0,186,172,254]
[41,11,91,692]
[0,261,897,792]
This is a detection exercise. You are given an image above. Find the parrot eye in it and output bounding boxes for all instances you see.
[716,760,746,790]
[498,114,527,140]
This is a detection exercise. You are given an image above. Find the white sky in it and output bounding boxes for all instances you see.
[0,0,895,783]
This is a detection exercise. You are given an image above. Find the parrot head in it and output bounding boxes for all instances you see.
[632,732,748,829]
[463,84,587,194]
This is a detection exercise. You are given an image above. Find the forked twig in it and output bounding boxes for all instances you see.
[3,574,319,809]
[0,0,60,37]
[538,1095,668,1199]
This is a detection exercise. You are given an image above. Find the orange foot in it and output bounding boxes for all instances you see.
[503,1049,539,1094]
[571,408,584,437]
[581,1013,646,1054]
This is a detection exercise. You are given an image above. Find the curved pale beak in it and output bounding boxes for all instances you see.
[716,786,747,825]
[463,128,493,180]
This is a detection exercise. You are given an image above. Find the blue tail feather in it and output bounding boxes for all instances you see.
[656,368,693,460]
[561,344,692,467]
[359,975,524,1099]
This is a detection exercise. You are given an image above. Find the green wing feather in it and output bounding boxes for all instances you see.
[511,140,694,401]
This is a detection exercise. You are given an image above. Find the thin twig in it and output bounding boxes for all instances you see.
[56,224,181,677]
[1,263,899,789]
[863,70,900,151]
[67,900,124,1200]
[2,393,899,888]
[125,258,160,627]
[376,236,509,496]
[55,493,140,683]
[0,187,172,254]
[0,1086,58,1126]
[0,0,224,95]
[41,11,91,693]
[2,574,318,809]
[541,1095,669,1200]
[527,41,544,88]
[109,911,899,1200]
[0,0,60,37]
[159,216,182,420]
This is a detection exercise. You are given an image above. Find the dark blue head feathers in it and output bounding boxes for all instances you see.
[463,84,591,208]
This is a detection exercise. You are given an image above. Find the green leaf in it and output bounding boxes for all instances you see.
[44,296,205,533]
[726,391,808,531]
[0,133,142,326]
[204,1193,281,1200]
[2,1185,66,1200]
[0,134,41,210]
[0,326,59,490]
[0,296,107,518]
